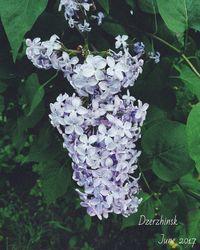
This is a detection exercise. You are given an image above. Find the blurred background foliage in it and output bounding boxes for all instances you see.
[0,0,200,249]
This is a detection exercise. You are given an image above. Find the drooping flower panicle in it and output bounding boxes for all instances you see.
[26,2,149,219]
[49,92,148,219]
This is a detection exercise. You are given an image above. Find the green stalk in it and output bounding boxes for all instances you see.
[41,72,58,88]
[139,166,153,193]
[147,33,200,78]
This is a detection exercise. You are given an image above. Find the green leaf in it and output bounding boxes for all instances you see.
[157,0,200,33]
[48,221,72,233]
[138,0,158,14]
[96,0,109,14]
[187,103,200,173]
[143,105,167,130]
[102,21,127,37]
[0,81,7,93]
[180,173,200,199]
[24,127,65,164]
[12,118,27,151]
[160,187,188,225]
[142,120,194,181]
[28,87,44,116]
[186,0,200,32]
[0,95,4,113]
[126,0,136,9]
[187,209,200,241]
[156,0,188,33]
[134,60,175,111]
[0,0,48,61]
[160,186,199,240]
[174,64,200,101]
[22,73,44,116]
[84,215,92,231]
[121,193,155,229]
[23,102,45,129]
[41,162,70,204]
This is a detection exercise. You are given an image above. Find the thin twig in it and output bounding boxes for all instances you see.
[41,72,59,88]
[147,33,200,78]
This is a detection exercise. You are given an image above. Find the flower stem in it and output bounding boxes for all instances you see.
[139,166,152,193]
[147,33,200,78]
[41,72,58,88]
[181,54,200,78]
[147,33,180,53]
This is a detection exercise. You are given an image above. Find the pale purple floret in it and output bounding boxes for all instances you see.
[149,51,160,63]
[91,12,104,26]
[133,42,145,55]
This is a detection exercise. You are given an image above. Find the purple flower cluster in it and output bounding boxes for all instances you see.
[26,35,144,100]
[26,35,62,69]
[59,0,104,31]
[70,50,144,98]
[26,34,149,219]
[49,92,148,219]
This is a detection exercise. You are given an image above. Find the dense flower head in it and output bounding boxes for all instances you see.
[70,50,144,98]
[49,92,149,219]
[26,35,62,69]
[26,35,144,99]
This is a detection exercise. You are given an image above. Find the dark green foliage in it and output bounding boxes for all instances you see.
[142,120,194,181]
[97,0,109,14]
[0,0,48,60]
[0,0,200,249]
[187,103,200,173]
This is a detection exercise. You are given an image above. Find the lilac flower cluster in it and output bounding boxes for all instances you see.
[49,92,148,219]
[26,35,62,69]
[26,33,149,219]
[26,35,144,99]
[59,0,104,32]
[69,50,144,98]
